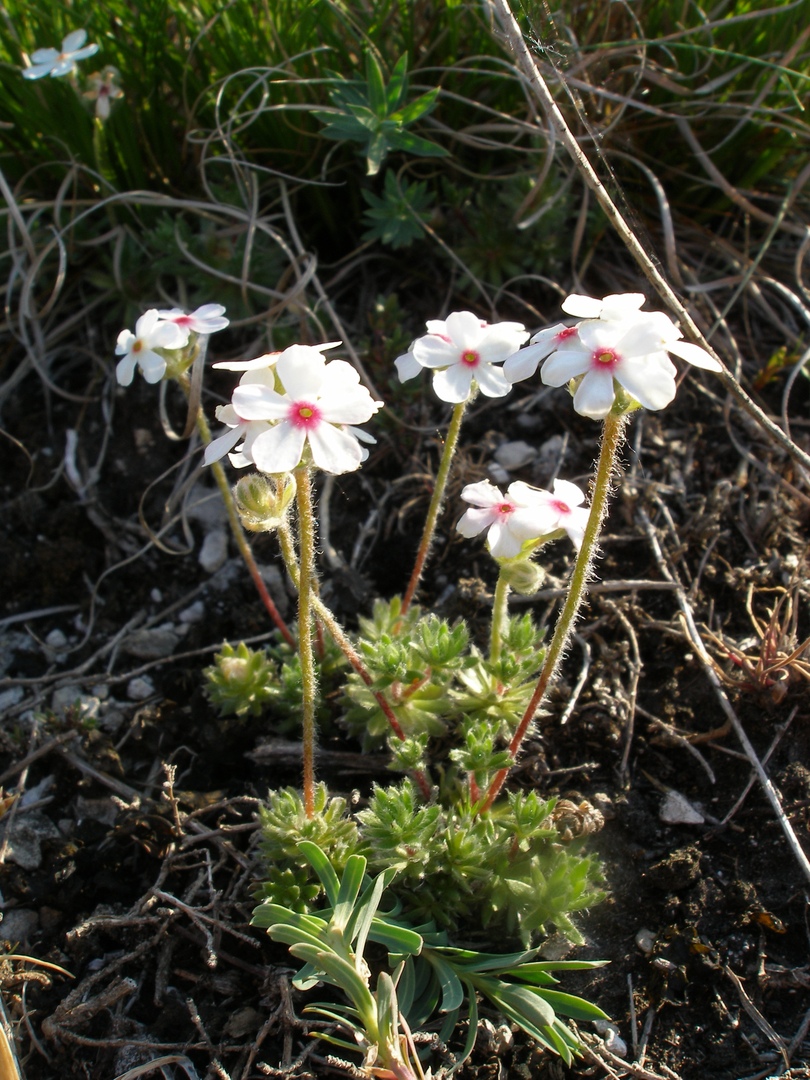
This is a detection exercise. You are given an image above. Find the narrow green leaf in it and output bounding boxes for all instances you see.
[386,53,410,111]
[333,855,367,933]
[365,49,387,116]
[389,131,449,158]
[393,87,440,125]
[425,953,465,1012]
[368,916,423,956]
[298,841,341,907]
[349,870,387,962]
[532,988,610,1022]
[290,944,376,1016]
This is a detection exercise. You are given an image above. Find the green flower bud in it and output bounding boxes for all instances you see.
[234,474,294,533]
[499,558,546,595]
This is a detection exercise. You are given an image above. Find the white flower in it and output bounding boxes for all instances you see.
[83,66,123,119]
[22,30,99,80]
[457,478,589,558]
[115,309,189,386]
[503,323,580,384]
[204,404,275,469]
[516,293,723,420]
[395,311,528,404]
[157,303,230,335]
[226,344,383,475]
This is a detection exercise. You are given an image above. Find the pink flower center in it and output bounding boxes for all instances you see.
[557,326,578,343]
[552,500,570,515]
[461,349,480,368]
[288,401,322,429]
[592,347,620,370]
[496,502,515,518]
[172,314,194,327]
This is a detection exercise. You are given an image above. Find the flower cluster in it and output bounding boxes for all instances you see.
[504,293,721,420]
[115,304,229,386]
[205,344,383,476]
[457,479,589,558]
[22,30,98,80]
[395,310,528,403]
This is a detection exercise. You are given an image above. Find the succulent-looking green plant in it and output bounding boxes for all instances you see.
[204,641,278,718]
[253,841,609,1074]
[313,51,449,176]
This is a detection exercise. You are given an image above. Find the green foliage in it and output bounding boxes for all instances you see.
[361,169,435,248]
[313,51,448,176]
[255,786,359,910]
[204,641,277,718]
[253,841,608,1073]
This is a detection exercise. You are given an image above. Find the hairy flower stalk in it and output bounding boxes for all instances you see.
[402,399,466,613]
[480,411,628,813]
[295,468,319,818]
[489,571,511,666]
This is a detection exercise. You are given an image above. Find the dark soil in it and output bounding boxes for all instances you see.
[1,362,809,1080]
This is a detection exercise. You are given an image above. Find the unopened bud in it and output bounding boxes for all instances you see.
[234,474,294,533]
[499,558,545,595]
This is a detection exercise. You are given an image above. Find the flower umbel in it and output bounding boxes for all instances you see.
[457,479,589,558]
[115,309,189,386]
[224,345,383,475]
[396,311,528,403]
[22,29,99,80]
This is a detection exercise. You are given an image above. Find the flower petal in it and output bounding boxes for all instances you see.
[395,350,422,381]
[616,356,676,411]
[251,422,307,474]
[461,480,504,508]
[432,364,473,403]
[560,294,605,318]
[540,346,590,386]
[667,340,723,371]
[572,370,617,419]
[487,522,523,559]
[551,478,586,508]
[232,383,290,421]
[474,364,510,398]
[115,355,137,386]
[62,29,88,52]
[275,345,326,399]
[138,350,167,383]
[204,425,245,465]
[307,422,366,474]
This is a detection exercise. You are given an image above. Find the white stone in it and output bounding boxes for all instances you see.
[0,687,24,711]
[179,601,206,624]
[123,625,181,659]
[660,789,705,825]
[127,676,155,701]
[45,628,68,649]
[493,440,536,470]
[199,529,229,573]
[594,1021,627,1058]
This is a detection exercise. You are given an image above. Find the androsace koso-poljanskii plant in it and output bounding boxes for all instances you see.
[115,291,720,1074]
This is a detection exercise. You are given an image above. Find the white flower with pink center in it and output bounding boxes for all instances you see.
[225,344,383,475]
[456,478,589,559]
[157,303,230,336]
[529,293,722,420]
[395,311,528,404]
[115,309,189,386]
[503,323,580,384]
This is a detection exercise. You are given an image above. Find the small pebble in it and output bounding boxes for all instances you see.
[179,600,206,624]
[45,628,68,650]
[127,676,155,701]
[659,790,705,825]
[199,529,229,573]
[150,588,163,603]
[0,687,24,711]
[635,928,656,955]
[123,625,181,660]
[487,463,511,486]
[494,440,536,470]
[594,1020,627,1058]
[0,908,39,944]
